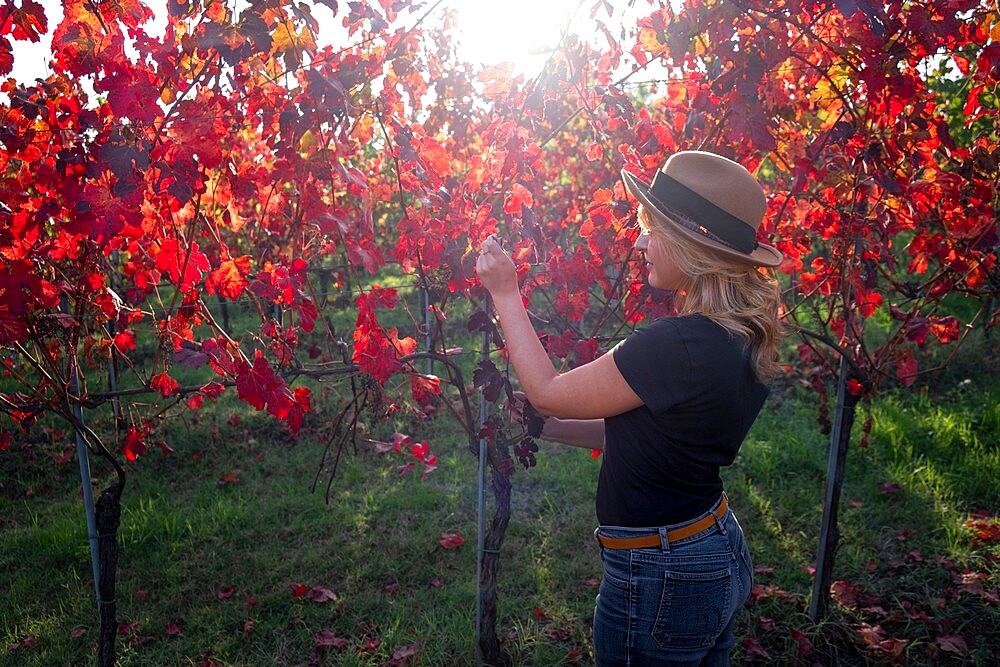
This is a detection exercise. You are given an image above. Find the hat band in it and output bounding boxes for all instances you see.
[650,171,759,254]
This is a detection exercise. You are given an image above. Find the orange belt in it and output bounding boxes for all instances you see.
[595,493,728,550]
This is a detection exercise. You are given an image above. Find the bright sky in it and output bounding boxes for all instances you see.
[8,0,628,83]
[451,0,589,73]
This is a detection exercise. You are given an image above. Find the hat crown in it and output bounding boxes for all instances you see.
[660,151,766,232]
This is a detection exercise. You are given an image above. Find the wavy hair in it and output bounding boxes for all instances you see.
[638,206,786,382]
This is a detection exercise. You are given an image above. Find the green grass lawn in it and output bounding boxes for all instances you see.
[2,341,999,666]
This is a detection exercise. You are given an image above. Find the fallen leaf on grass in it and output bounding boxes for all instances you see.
[856,623,909,656]
[118,620,139,636]
[790,627,813,656]
[965,515,1000,545]
[439,532,464,549]
[388,641,421,663]
[216,586,235,600]
[956,569,987,595]
[877,482,901,495]
[217,471,241,486]
[69,627,86,640]
[307,586,338,603]
[747,583,791,604]
[935,634,968,655]
[314,629,350,649]
[740,636,770,660]
[830,580,863,609]
[356,636,382,654]
[8,634,38,649]
[290,583,338,602]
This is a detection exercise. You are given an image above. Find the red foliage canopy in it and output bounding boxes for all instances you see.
[0,0,996,455]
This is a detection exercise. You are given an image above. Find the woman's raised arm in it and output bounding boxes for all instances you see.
[476,236,642,420]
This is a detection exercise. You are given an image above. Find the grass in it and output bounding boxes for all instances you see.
[2,338,999,666]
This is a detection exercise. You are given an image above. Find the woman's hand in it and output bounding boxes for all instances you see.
[475,235,518,298]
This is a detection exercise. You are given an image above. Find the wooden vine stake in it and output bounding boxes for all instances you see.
[809,353,862,620]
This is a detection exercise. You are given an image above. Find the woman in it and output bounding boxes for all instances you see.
[475,150,784,666]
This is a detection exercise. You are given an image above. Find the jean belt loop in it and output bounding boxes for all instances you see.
[658,526,670,552]
[715,493,728,536]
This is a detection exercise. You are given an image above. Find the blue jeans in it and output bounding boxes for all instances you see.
[592,501,753,666]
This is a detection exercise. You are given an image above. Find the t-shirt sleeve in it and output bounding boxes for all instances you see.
[611,318,691,414]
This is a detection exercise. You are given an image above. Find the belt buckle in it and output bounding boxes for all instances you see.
[593,527,604,548]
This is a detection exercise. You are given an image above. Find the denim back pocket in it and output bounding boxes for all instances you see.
[650,564,733,650]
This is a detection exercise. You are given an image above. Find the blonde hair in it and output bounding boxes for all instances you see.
[638,207,785,382]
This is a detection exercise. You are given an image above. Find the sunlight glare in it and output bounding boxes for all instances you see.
[450,0,584,74]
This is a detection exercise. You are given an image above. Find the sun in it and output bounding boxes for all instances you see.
[449,0,585,74]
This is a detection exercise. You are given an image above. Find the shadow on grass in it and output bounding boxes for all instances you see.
[724,371,1000,665]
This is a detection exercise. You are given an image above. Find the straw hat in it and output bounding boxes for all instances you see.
[621,151,782,267]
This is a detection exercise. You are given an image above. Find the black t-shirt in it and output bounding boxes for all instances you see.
[598,314,769,527]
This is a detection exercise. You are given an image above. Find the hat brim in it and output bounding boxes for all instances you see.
[622,170,783,268]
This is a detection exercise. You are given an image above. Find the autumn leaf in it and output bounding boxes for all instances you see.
[740,636,770,661]
[314,629,350,649]
[204,256,251,300]
[473,359,509,403]
[790,627,813,656]
[503,183,534,216]
[439,532,464,550]
[388,642,422,663]
[478,64,515,99]
[150,372,180,398]
[122,425,146,461]
[305,585,338,603]
[935,634,968,655]
[217,471,241,486]
[896,348,918,387]
[113,330,137,353]
[154,239,211,293]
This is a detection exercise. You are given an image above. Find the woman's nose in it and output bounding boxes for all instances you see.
[634,231,650,251]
